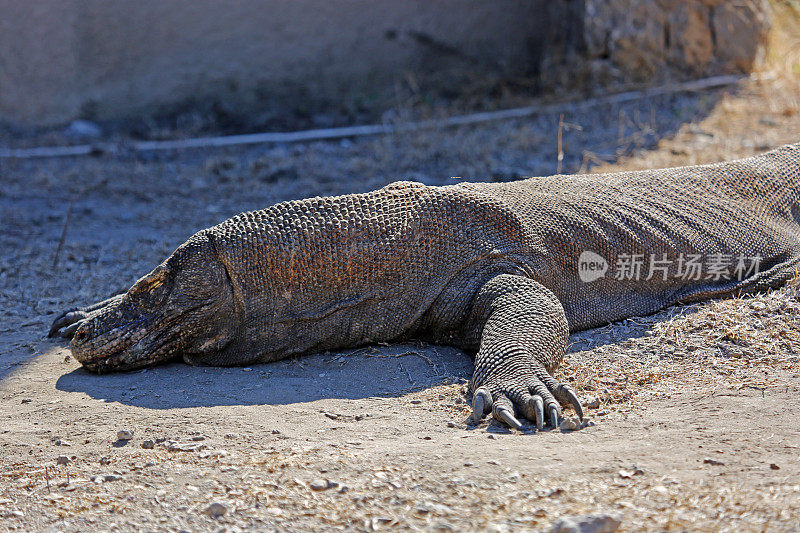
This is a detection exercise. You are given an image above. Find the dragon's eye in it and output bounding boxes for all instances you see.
[127,267,171,309]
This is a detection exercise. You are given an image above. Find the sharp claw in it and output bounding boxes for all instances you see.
[563,385,584,420]
[549,405,559,428]
[47,322,61,338]
[48,314,71,337]
[471,387,492,424]
[495,407,524,431]
[62,322,81,339]
[48,311,81,338]
[533,397,544,430]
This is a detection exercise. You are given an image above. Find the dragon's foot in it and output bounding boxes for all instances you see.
[48,309,91,338]
[470,371,583,431]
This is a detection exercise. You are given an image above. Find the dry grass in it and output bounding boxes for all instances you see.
[560,275,800,413]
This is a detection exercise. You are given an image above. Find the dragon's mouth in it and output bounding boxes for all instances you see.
[71,318,182,373]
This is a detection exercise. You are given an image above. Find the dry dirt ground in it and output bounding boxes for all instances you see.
[3,16,800,533]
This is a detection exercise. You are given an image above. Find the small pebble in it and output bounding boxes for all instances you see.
[91,474,122,483]
[99,457,111,465]
[65,119,102,138]
[141,439,155,449]
[56,455,70,466]
[550,512,622,533]
[117,429,134,441]
[203,502,227,518]
[770,463,780,470]
[618,466,644,479]
[309,479,331,491]
[559,417,581,431]
[582,396,601,409]
[54,439,72,447]
[703,457,725,466]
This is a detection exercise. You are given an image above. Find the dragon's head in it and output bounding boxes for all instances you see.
[70,234,239,373]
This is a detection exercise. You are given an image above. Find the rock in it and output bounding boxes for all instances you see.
[559,417,581,431]
[99,456,111,465]
[164,440,206,452]
[712,0,771,72]
[309,479,331,491]
[55,455,70,466]
[203,502,227,518]
[550,512,622,533]
[54,439,72,447]
[91,474,122,483]
[666,3,713,72]
[198,449,228,459]
[582,0,769,85]
[65,120,103,138]
[116,429,134,441]
[582,396,601,409]
[770,463,780,470]
[703,457,725,466]
[141,439,155,449]
[617,467,643,479]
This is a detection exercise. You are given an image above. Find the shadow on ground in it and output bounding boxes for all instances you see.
[55,343,473,409]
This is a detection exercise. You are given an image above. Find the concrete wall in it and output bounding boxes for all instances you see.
[0,0,546,126]
[0,1,771,127]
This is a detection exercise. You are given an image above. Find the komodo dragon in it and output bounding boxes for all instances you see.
[50,143,800,430]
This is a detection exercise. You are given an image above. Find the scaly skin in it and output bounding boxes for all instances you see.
[50,143,800,430]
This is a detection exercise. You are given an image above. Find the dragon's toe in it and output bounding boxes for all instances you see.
[470,372,583,431]
[48,310,89,338]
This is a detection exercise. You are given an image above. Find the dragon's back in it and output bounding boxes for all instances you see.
[464,143,800,329]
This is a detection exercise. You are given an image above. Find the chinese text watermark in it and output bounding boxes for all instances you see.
[577,251,761,283]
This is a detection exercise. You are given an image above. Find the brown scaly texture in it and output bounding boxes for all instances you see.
[50,143,800,429]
